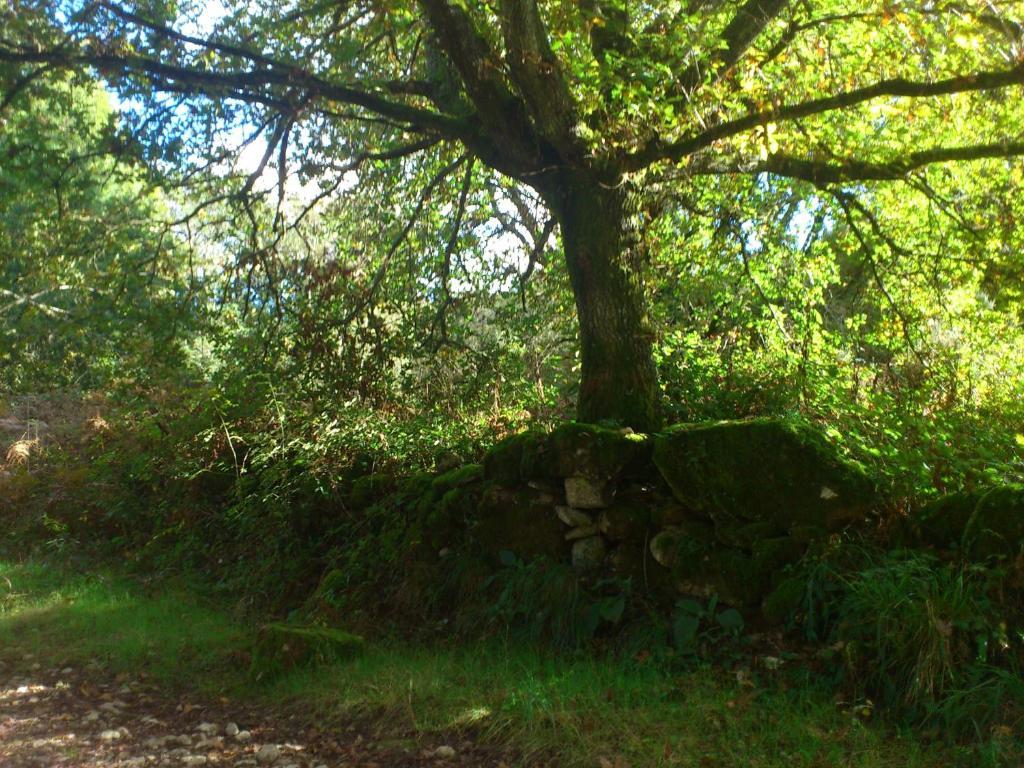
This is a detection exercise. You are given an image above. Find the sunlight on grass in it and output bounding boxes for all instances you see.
[0,559,983,767]
[0,560,244,692]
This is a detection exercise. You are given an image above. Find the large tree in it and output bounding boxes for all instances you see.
[3,0,1023,428]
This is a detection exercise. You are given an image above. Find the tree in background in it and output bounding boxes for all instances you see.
[0,67,199,391]
[2,0,1024,429]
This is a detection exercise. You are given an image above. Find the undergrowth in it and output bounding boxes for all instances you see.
[1,557,1009,768]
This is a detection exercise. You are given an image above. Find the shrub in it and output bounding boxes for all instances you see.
[836,551,1023,732]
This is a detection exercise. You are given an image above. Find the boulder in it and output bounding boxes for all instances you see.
[565,476,610,509]
[549,422,653,480]
[483,430,554,485]
[597,505,650,542]
[571,536,607,571]
[556,506,593,527]
[653,418,876,531]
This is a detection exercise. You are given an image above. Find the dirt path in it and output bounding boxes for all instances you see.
[0,655,512,768]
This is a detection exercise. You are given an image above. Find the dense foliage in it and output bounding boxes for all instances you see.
[2,3,1024,763]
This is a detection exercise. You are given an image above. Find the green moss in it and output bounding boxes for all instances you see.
[396,471,434,500]
[251,623,364,681]
[598,505,651,542]
[483,430,550,485]
[913,492,978,549]
[653,418,876,531]
[962,485,1024,559]
[431,463,483,491]
[549,422,653,480]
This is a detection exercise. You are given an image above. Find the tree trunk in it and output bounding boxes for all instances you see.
[544,171,662,431]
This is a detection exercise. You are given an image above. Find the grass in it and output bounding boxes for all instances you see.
[0,558,1012,767]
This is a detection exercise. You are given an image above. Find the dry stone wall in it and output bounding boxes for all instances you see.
[449,418,879,620]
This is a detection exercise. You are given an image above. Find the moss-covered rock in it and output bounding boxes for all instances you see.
[700,548,776,609]
[250,623,364,681]
[598,505,651,542]
[564,476,610,508]
[649,527,713,583]
[651,503,692,528]
[431,463,483,492]
[789,525,827,544]
[751,536,807,573]
[549,422,653,480]
[571,535,607,571]
[474,485,565,560]
[394,471,433,503]
[910,486,1024,558]
[483,430,552,485]
[912,492,978,549]
[653,418,876,531]
[961,485,1024,559]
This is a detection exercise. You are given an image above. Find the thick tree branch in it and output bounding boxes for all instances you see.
[627,61,1024,170]
[415,0,543,173]
[673,0,791,100]
[693,139,1024,183]
[498,0,580,159]
[0,37,468,137]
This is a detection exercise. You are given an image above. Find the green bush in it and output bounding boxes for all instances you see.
[836,552,1023,732]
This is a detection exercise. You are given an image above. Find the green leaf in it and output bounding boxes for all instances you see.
[672,614,700,652]
[599,595,626,624]
[716,608,744,633]
[676,598,705,616]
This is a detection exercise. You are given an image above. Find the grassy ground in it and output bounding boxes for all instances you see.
[0,558,1006,767]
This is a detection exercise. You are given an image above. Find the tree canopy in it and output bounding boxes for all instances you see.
[1,0,1023,466]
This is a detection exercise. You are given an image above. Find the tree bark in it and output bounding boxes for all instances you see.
[544,171,662,431]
